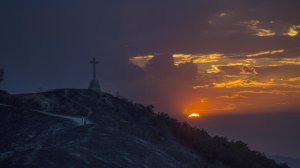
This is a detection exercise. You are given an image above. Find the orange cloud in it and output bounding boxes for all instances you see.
[214,80,274,88]
[240,66,258,75]
[237,90,300,95]
[217,94,248,99]
[288,77,300,82]
[193,80,300,89]
[172,53,223,66]
[284,25,300,37]
[213,103,237,111]
[256,29,276,37]
[129,55,154,68]
[172,54,193,66]
[240,20,276,37]
[246,49,285,57]
[219,12,227,17]
[279,58,300,65]
[207,65,222,73]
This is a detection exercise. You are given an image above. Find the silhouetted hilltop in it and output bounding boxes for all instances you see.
[0,89,289,168]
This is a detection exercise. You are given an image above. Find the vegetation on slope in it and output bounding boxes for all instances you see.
[157,112,289,168]
[0,89,290,168]
[90,90,290,168]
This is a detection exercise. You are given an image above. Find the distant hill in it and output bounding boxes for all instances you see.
[0,89,289,168]
[270,155,300,168]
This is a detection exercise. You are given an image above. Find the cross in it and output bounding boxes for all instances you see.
[90,57,99,80]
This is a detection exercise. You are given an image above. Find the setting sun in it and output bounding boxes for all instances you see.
[188,113,201,118]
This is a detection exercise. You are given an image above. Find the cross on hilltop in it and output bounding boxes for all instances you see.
[88,57,101,92]
[90,57,98,80]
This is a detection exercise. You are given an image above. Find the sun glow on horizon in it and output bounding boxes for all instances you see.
[188,113,201,118]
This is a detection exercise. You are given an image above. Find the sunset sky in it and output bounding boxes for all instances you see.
[1,0,300,158]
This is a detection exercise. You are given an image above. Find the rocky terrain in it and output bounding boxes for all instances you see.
[0,89,290,168]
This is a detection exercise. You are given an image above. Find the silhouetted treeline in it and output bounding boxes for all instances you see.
[105,93,289,168]
[157,112,290,168]
[97,92,289,168]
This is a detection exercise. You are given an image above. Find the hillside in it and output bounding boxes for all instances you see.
[270,155,300,168]
[0,89,289,168]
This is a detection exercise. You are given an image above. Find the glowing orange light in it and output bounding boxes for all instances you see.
[188,113,201,118]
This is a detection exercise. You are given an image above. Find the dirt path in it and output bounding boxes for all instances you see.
[32,110,93,126]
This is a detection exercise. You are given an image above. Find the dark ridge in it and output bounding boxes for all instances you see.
[0,89,290,168]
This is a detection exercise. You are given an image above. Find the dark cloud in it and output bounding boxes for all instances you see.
[145,54,177,79]
[218,65,258,76]
[256,65,300,79]
[215,64,300,80]
[138,55,198,114]
[177,63,198,81]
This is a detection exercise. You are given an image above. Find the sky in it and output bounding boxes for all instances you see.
[0,0,300,158]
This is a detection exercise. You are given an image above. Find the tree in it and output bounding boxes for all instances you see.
[0,68,3,83]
